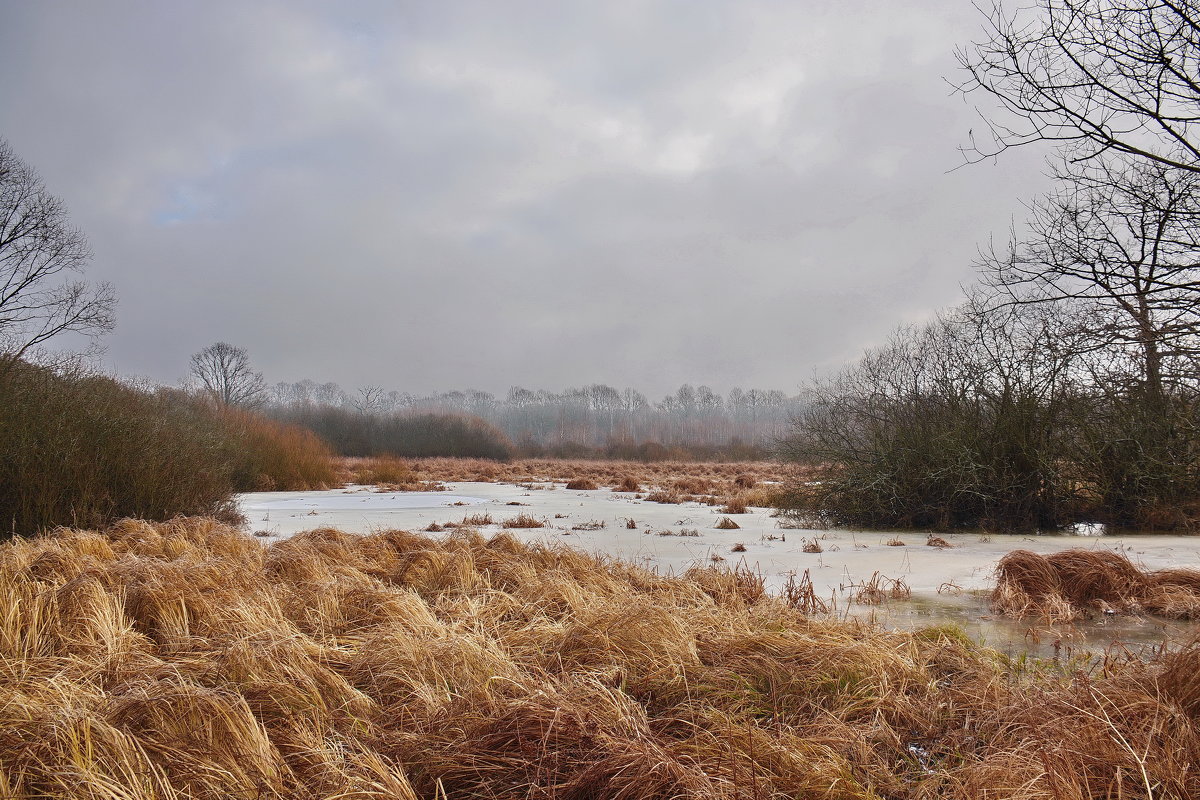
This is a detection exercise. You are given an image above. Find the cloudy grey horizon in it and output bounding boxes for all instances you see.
[0,1,1051,399]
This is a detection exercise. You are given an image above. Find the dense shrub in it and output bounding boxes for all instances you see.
[218,407,339,491]
[779,303,1200,530]
[0,363,235,535]
[272,405,514,460]
[778,307,1083,530]
[0,362,338,536]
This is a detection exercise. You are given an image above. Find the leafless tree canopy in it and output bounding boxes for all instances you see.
[958,0,1200,170]
[0,138,114,373]
[190,342,267,408]
[982,159,1200,396]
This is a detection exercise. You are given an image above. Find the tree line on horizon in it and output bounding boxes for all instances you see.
[262,379,800,458]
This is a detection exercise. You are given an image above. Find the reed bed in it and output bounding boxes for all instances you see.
[994,548,1200,620]
[390,457,790,491]
[4,518,1200,798]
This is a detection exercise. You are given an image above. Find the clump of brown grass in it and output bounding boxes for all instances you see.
[565,478,598,490]
[614,476,641,492]
[672,477,714,495]
[993,548,1200,621]
[730,542,747,552]
[714,517,740,530]
[6,518,1200,799]
[646,490,681,504]
[719,496,749,514]
[571,520,606,531]
[851,571,911,604]
[350,455,416,485]
[926,535,953,548]
[624,517,638,529]
[501,513,544,529]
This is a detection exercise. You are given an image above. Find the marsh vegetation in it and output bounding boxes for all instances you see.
[6,517,1200,799]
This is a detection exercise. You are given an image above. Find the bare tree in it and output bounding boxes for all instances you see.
[958,0,1200,171]
[352,385,387,415]
[189,342,266,407]
[981,159,1200,401]
[0,138,114,374]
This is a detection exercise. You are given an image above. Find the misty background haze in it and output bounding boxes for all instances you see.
[0,1,1050,396]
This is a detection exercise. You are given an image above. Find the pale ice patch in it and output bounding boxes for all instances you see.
[244,489,487,512]
[238,486,489,538]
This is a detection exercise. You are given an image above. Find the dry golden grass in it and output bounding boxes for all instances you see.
[500,513,544,529]
[387,457,792,491]
[4,519,1200,798]
[614,476,641,493]
[720,496,749,514]
[343,457,445,492]
[994,548,1200,620]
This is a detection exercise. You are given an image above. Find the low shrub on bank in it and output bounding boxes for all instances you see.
[222,407,339,491]
[0,361,338,536]
[4,518,1200,798]
[0,363,236,535]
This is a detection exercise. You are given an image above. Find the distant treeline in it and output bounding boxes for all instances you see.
[268,405,514,461]
[0,361,337,537]
[265,382,797,460]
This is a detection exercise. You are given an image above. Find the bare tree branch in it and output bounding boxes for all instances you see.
[957,0,1200,171]
[0,139,114,375]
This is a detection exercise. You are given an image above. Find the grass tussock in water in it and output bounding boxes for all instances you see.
[5,519,1200,798]
[994,548,1200,621]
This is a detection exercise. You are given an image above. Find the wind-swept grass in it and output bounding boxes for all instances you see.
[994,548,1200,620]
[3,518,1200,798]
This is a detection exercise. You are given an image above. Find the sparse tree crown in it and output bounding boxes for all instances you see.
[190,342,267,408]
[0,138,115,373]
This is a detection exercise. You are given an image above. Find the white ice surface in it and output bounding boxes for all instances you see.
[238,482,1200,599]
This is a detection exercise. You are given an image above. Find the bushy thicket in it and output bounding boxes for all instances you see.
[778,304,1200,531]
[0,362,337,537]
[271,405,515,460]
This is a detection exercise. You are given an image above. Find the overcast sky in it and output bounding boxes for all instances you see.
[0,1,1051,397]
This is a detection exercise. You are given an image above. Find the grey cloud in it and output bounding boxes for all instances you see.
[0,0,1053,396]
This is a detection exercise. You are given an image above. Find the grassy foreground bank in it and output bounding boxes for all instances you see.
[3,518,1200,798]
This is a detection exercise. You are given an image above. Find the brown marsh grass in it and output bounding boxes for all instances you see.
[5,518,1200,798]
[994,548,1200,620]
[500,513,544,529]
[221,407,340,492]
[388,457,791,492]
